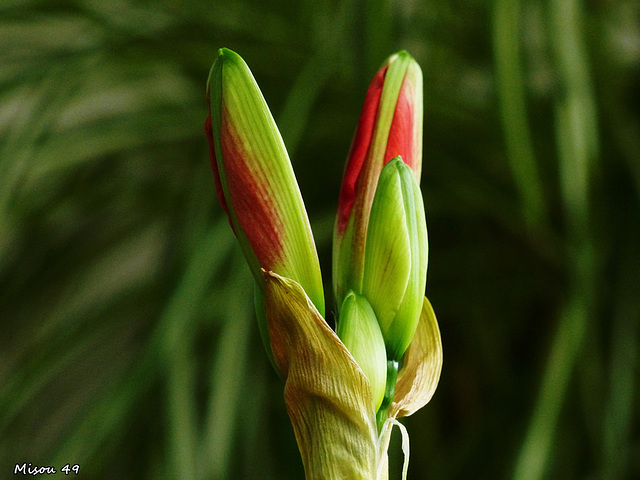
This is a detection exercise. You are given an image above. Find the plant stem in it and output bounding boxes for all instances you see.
[376,360,399,431]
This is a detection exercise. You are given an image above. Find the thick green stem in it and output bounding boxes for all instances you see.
[376,360,399,431]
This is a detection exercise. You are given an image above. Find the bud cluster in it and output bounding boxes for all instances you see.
[205,47,433,439]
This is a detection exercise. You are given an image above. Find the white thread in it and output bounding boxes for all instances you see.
[377,417,411,480]
[390,418,410,480]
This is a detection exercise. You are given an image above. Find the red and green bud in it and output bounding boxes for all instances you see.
[336,291,387,411]
[205,48,324,316]
[362,156,428,361]
[333,50,423,308]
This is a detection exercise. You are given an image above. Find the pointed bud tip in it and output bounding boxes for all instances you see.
[391,49,411,60]
[388,155,404,168]
[385,50,415,68]
[208,48,244,93]
[217,47,243,65]
[379,156,412,186]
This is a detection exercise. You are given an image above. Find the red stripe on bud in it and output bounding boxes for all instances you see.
[219,108,285,270]
[383,73,420,174]
[336,66,387,235]
[205,113,234,233]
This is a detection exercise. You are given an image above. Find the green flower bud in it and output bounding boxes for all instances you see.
[337,291,387,411]
[362,156,428,360]
[205,48,325,370]
[205,48,325,316]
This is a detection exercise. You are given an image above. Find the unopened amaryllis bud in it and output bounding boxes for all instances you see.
[362,156,428,361]
[336,291,387,411]
[205,48,324,317]
[333,50,423,309]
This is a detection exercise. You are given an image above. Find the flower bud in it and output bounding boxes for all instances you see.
[205,48,324,316]
[337,291,387,411]
[333,50,423,309]
[362,156,428,360]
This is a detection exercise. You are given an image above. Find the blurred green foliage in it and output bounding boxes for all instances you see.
[1,0,639,479]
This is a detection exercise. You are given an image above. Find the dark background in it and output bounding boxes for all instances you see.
[1,0,639,479]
